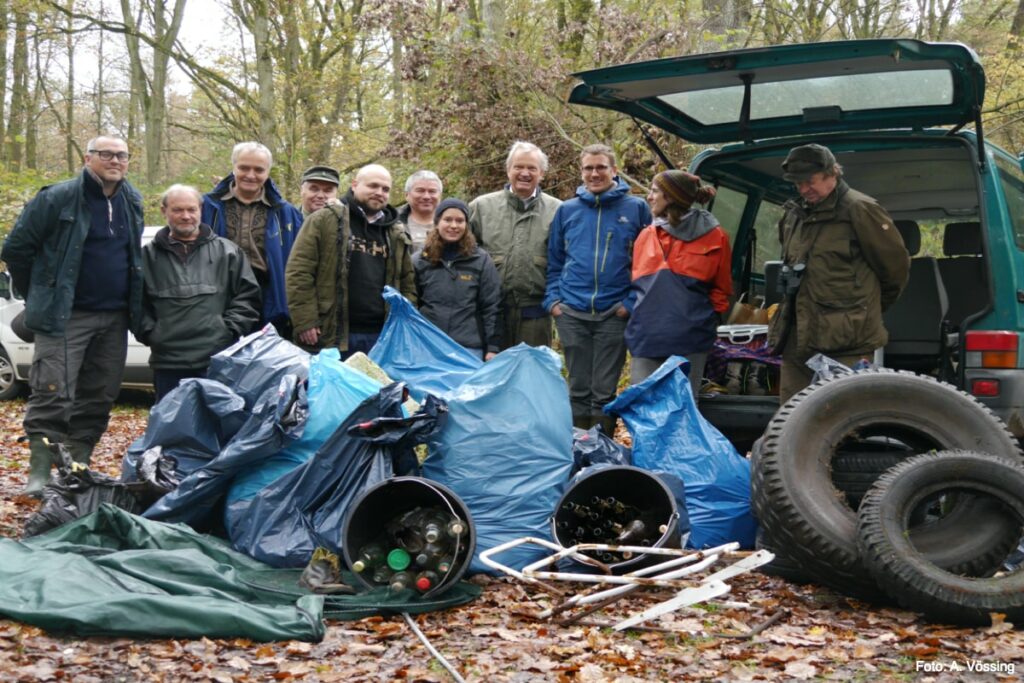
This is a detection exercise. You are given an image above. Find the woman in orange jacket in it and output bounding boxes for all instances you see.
[624,170,733,394]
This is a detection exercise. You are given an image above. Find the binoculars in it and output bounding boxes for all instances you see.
[777,262,806,297]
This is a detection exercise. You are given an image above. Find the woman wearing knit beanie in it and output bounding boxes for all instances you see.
[413,198,502,359]
[624,170,733,394]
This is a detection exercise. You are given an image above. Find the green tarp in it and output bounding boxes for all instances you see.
[0,504,480,642]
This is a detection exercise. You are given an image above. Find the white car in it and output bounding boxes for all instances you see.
[0,226,162,400]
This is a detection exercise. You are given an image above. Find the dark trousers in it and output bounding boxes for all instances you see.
[25,310,128,446]
[154,367,208,403]
[554,311,628,420]
[344,332,381,360]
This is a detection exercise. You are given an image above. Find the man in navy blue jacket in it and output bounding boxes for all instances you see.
[201,141,303,339]
[2,135,145,495]
[545,144,652,435]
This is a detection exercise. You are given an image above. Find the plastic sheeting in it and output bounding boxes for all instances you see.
[0,505,326,641]
[226,349,383,505]
[226,383,446,568]
[422,345,574,574]
[207,324,310,409]
[605,356,757,549]
[369,286,482,398]
[143,375,305,529]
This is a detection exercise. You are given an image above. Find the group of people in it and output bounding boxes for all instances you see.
[3,132,909,497]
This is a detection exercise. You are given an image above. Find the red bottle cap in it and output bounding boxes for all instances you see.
[415,576,433,591]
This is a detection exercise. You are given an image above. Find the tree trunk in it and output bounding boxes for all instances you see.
[0,0,9,164]
[65,0,75,173]
[1013,0,1024,39]
[6,9,28,171]
[251,1,276,144]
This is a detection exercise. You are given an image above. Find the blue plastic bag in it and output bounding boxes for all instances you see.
[369,286,482,399]
[423,345,574,573]
[225,384,445,568]
[605,356,757,549]
[226,349,382,505]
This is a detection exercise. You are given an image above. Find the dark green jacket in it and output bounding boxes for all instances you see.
[285,200,415,352]
[1,170,145,335]
[139,226,261,370]
[768,180,910,357]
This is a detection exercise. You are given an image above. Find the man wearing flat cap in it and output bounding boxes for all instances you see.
[299,165,340,218]
[768,143,909,402]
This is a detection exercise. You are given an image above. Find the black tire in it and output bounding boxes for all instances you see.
[0,348,24,401]
[857,451,1024,625]
[750,438,814,584]
[753,369,1023,598]
[832,438,913,508]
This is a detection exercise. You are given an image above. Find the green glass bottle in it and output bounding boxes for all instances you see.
[371,564,393,584]
[351,541,386,573]
[414,569,440,593]
[389,570,414,591]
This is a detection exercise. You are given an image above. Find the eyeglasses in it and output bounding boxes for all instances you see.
[582,164,611,173]
[89,149,131,162]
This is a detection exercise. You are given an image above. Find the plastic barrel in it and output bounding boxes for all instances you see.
[343,476,475,597]
[550,465,681,574]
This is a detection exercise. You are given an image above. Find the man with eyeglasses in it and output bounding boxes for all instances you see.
[202,141,303,340]
[544,143,651,434]
[2,135,145,496]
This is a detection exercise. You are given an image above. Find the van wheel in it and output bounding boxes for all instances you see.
[753,369,1023,598]
[857,451,1024,625]
[0,348,23,401]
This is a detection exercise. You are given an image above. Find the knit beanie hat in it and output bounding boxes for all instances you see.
[654,170,701,209]
[434,197,470,224]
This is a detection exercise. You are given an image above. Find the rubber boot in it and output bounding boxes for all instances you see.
[24,435,53,498]
[596,415,618,437]
[66,439,94,467]
[572,414,594,430]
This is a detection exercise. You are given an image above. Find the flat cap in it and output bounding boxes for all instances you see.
[781,144,837,182]
[301,165,340,185]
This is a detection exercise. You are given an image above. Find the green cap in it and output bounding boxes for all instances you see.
[781,143,837,182]
[387,548,411,571]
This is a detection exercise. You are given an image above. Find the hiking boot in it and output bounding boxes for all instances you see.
[24,435,53,498]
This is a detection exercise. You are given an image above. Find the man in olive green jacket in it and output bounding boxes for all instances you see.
[469,141,562,349]
[285,164,415,356]
[768,144,910,402]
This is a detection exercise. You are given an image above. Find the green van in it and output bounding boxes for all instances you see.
[569,39,1024,449]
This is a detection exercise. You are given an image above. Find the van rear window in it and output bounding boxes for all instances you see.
[659,69,954,126]
[994,156,1024,250]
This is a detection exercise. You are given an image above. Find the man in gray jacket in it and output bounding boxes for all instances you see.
[139,185,261,402]
[469,141,562,349]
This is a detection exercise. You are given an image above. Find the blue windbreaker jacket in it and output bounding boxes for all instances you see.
[544,179,651,314]
[201,175,303,325]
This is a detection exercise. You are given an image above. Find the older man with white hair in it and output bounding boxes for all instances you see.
[141,184,261,402]
[285,164,416,356]
[398,170,443,250]
[201,141,303,338]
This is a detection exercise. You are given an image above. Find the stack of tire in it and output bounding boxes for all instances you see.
[751,369,1024,625]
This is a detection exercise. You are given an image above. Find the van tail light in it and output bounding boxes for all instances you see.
[971,379,1001,397]
[965,331,1019,369]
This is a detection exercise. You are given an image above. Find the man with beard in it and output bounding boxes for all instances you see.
[285,164,416,356]
[139,185,260,402]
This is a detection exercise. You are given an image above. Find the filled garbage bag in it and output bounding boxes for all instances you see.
[422,345,574,573]
[24,443,144,538]
[121,378,249,483]
[143,375,305,530]
[369,286,482,399]
[226,349,383,506]
[571,424,632,475]
[605,356,757,549]
[226,383,446,568]
[208,324,310,409]
[0,504,325,641]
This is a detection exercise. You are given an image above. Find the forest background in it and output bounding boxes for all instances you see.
[3,0,1024,228]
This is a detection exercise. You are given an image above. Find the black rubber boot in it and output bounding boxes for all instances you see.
[66,440,94,467]
[24,435,53,498]
[572,415,594,430]
[596,415,618,437]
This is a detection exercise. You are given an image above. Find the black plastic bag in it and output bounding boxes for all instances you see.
[226,383,447,568]
[208,324,310,409]
[142,375,306,530]
[24,444,143,537]
[571,425,632,475]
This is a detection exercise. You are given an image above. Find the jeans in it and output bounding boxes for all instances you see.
[554,311,628,420]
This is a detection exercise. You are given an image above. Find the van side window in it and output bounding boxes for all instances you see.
[994,156,1024,250]
[752,200,785,272]
[710,186,745,243]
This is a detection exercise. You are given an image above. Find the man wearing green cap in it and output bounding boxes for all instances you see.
[768,143,909,402]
